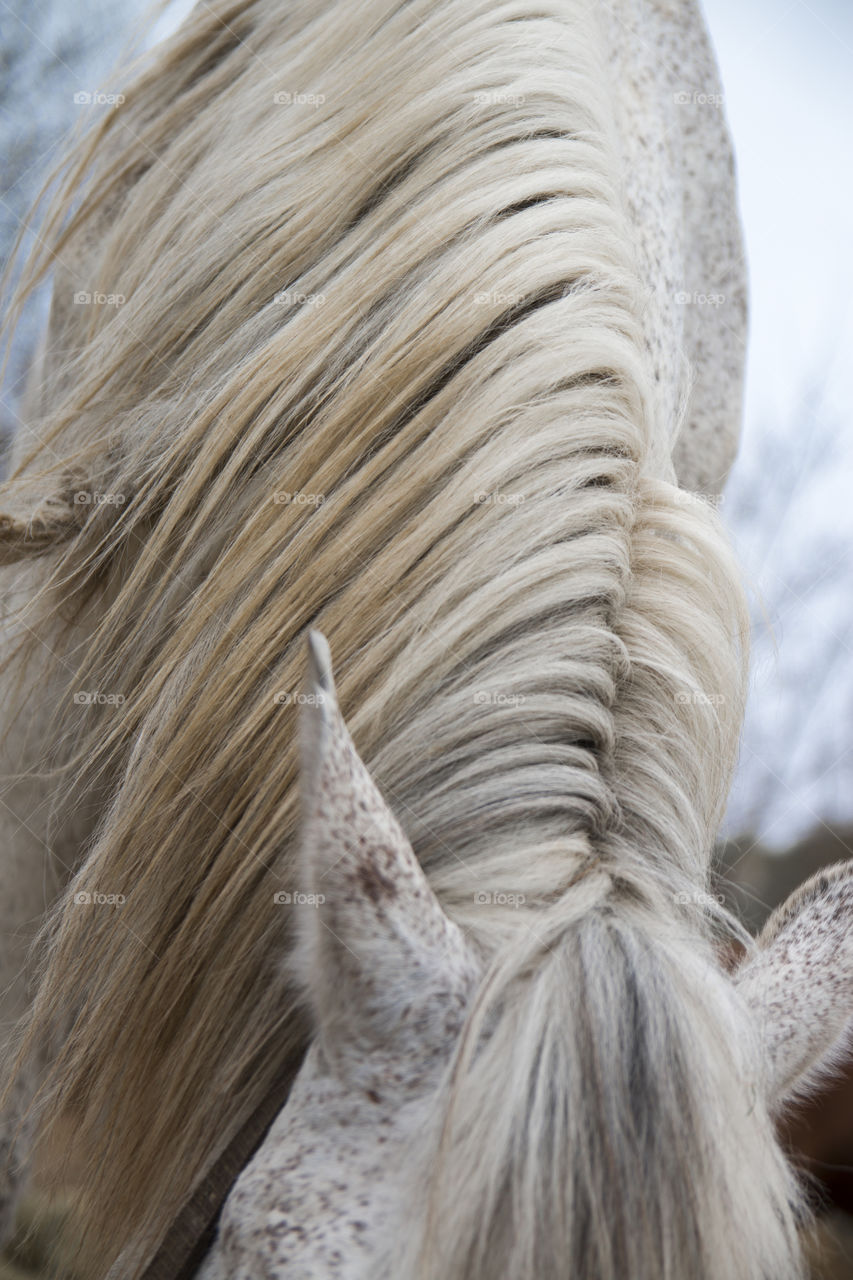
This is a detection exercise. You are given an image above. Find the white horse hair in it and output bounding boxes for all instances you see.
[0,0,850,1278]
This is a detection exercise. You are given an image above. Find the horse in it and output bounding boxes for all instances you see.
[0,0,851,1277]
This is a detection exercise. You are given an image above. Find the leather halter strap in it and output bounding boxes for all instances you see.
[128,1052,302,1280]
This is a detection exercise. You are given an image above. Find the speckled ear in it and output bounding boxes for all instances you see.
[294,631,477,1062]
[734,861,853,1106]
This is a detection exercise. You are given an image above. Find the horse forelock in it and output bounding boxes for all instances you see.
[391,899,803,1280]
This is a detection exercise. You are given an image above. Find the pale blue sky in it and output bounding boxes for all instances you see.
[704,0,853,425]
[703,0,853,844]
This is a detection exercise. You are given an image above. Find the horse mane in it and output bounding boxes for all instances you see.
[398,887,803,1280]
[0,0,803,1275]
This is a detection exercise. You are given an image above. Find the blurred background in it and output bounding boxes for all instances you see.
[704,4,853,1271]
[1,0,852,1275]
[710,0,853,851]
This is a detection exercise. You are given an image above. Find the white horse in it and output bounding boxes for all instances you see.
[198,631,853,1280]
[0,0,850,1277]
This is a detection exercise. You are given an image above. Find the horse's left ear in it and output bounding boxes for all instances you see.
[291,631,477,1066]
[734,861,853,1106]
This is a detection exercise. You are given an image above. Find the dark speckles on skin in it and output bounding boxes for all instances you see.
[355,859,398,904]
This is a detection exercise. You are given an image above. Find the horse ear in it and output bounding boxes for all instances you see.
[734,861,853,1106]
[292,631,476,1063]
